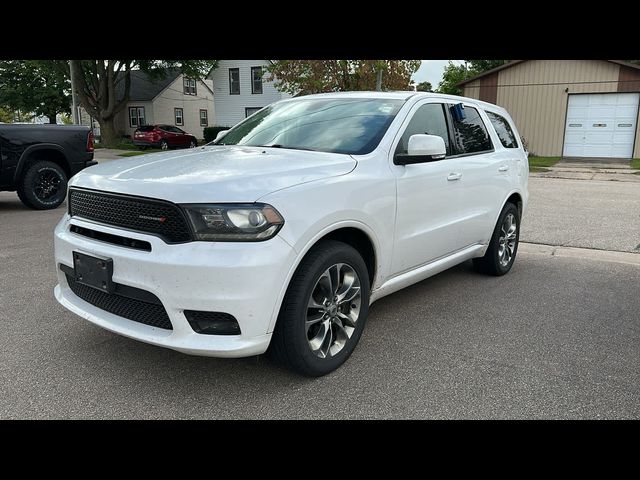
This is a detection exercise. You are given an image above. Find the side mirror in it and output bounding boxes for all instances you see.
[214,129,229,142]
[394,134,446,165]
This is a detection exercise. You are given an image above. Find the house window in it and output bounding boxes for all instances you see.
[129,107,146,128]
[183,77,197,96]
[251,66,263,94]
[229,68,240,95]
[245,107,262,118]
[200,109,208,127]
[174,108,183,126]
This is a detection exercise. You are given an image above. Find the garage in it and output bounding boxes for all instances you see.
[562,93,639,158]
[458,60,640,159]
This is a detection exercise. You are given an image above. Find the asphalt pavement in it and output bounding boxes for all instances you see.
[0,176,639,419]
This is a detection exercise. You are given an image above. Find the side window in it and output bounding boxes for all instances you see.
[395,103,450,156]
[486,111,519,148]
[450,105,492,154]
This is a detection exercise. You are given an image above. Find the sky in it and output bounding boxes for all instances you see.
[412,60,464,88]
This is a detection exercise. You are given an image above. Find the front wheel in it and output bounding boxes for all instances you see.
[270,240,370,376]
[189,139,197,148]
[473,202,520,276]
[160,139,169,150]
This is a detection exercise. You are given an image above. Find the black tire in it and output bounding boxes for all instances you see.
[270,240,371,376]
[473,202,520,276]
[17,160,68,210]
[160,139,169,150]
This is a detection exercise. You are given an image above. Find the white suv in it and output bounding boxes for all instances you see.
[54,92,528,376]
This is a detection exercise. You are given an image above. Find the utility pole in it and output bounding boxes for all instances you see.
[69,60,79,124]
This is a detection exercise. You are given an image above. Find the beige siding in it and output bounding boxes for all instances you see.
[116,101,154,138]
[151,76,214,138]
[463,79,481,99]
[465,60,623,157]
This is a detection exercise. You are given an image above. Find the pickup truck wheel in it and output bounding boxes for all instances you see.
[473,202,520,276]
[18,160,68,210]
[270,240,370,376]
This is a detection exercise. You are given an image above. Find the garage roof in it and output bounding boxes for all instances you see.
[456,60,640,87]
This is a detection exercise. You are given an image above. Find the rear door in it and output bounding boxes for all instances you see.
[446,103,509,247]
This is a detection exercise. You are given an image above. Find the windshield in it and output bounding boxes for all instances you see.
[213,97,405,155]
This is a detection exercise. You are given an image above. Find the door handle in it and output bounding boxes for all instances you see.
[498,165,509,172]
[447,172,462,181]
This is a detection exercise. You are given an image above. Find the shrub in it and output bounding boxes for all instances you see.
[203,126,231,143]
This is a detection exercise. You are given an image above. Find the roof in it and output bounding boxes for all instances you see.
[116,69,181,102]
[457,60,640,87]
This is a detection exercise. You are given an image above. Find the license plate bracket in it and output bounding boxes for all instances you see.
[73,251,114,294]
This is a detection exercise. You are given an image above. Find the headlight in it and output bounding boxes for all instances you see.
[182,203,284,242]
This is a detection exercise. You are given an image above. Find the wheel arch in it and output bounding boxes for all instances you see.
[15,144,70,183]
[267,221,380,333]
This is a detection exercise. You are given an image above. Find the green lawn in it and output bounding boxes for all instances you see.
[528,156,560,169]
[631,158,640,169]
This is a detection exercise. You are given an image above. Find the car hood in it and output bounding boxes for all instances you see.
[70,146,357,203]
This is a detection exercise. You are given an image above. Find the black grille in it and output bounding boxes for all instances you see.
[69,188,192,243]
[66,274,172,330]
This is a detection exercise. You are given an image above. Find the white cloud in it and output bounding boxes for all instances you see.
[412,60,465,88]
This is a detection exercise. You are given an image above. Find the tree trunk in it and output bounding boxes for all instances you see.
[98,118,118,147]
[47,112,57,124]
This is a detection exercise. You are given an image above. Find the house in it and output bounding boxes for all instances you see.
[210,60,291,127]
[110,69,214,139]
[458,60,640,159]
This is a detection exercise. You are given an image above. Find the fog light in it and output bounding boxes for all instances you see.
[184,310,241,335]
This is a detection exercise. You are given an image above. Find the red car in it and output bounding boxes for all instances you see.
[133,125,198,150]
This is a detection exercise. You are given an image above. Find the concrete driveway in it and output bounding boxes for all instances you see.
[0,175,638,419]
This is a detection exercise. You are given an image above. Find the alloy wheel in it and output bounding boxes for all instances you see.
[306,263,362,359]
[498,212,517,267]
[34,169,62,201]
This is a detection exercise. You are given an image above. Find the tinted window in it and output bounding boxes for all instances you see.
[137,125,155,132]
[450,105,492,154]
[215,98,404,155]
[486,111,518,148]
[396,103,450,155]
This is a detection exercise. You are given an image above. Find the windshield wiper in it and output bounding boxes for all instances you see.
[256,144,318,152]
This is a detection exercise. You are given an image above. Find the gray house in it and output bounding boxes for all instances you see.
[210,60,291,127]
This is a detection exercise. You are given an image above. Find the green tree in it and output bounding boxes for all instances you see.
[266,60,421,95]
[0,60,70,123]
[63,60,217,147]
[0,107,12,123]
[415,81,433,92]
[436,61,470,95]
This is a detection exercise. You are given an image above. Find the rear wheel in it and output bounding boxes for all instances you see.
[270,240,370,376]
[160,139,169,150]
[473,202,520,276]
[17,160,68,210]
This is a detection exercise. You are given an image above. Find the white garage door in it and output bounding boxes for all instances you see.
[563,93,639,158]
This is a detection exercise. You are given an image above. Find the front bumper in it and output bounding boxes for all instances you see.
[53,214,297,357]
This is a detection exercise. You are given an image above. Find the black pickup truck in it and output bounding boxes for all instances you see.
[0,124,96,209]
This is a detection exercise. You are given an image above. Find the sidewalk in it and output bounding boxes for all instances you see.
[93,148,131,162]
[530,158,640,182]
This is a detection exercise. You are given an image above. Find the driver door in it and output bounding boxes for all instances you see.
[390,101,468,275]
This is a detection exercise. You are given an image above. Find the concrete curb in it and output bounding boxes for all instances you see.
[520,242,640,265]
